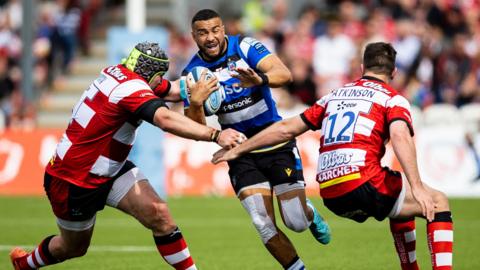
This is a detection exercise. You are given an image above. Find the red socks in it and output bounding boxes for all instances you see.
[390,218,419,270]
[427,212,453,270]
[154,227,197,270]
[390,211,453,270]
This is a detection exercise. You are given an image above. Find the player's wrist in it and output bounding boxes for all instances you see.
[257,72,269,86]
[210,129,221,143]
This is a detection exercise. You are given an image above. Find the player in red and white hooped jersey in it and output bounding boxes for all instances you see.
[213,42,454,270]
[10,42,246,270]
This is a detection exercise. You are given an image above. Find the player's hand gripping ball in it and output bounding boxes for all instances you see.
[187,66,225,116]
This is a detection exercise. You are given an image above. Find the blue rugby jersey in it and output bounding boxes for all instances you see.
[182,35,282,137]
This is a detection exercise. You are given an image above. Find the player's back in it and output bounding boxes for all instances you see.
[46,64,157,188]
[305,77,414,198]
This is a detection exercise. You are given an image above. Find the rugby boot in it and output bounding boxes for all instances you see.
[306,198,331,244]
[10,247,35,270]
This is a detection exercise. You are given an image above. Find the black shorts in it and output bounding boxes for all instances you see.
[227,140,304,194]
[323,180,399,223]
[44,161,136,221]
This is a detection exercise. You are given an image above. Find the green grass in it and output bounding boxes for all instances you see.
[0,196,479,269]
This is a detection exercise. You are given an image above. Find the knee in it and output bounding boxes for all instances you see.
[280,199,309,233]
[432,190,450,212]
[251,213,278,244]
[284,219,309,233]
[143,201,176,234]
[241,195,278,244]
[70,244,89,258]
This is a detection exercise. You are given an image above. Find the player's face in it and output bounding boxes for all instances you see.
[192,17,226,60]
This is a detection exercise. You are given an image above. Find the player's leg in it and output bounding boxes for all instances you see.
[11,225,95,270]
[390,175,453,270]
[274,184,330,244]
[109,164,196,270]
[238,186,303,269]
[229,152,306,269]
[265,142,330,244]
[11,174,99,270]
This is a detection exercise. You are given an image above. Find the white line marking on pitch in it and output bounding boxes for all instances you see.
[0,245,155,252]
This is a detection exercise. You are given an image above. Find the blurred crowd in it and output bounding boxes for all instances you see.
[1,0,480,130]
[229,0,480,112]
[0,0,105,129]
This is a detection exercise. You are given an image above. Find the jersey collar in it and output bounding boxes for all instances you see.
[361,75,385,84]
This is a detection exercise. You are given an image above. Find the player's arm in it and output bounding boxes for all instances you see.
[159,79,181,102]
[389,120,435,221]
[184,70,219,125]
[212,116,309,163]
[153,73,217,104]
[135,99,244,149]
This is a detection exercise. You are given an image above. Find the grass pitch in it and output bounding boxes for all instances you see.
[0,196,479,269]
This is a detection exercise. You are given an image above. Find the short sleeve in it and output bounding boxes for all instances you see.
[110,79,157,113]
[386,95,414,136]
[152,79,171,98]
[239,37,271,68]
[300,100,326,131]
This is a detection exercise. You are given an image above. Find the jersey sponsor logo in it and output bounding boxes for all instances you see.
[223,84,244,94]
[220,90,263,113]
[336,101,357,110]
[106,66,127,81]
[222,96,253,112]
[320,151,353,170]
[317,165,360,182]
[318,148,366,171]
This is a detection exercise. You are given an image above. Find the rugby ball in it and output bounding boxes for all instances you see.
[187,66,224,116]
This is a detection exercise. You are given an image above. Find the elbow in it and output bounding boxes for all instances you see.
[279,121,295,140]
[283,69,293,84]
[154,107,172,131]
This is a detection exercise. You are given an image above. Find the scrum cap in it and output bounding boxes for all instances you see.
[123,42,169,83]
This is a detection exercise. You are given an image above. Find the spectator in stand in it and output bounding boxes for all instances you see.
[52,0,82,74]
[77,0,102,56]
[312,17,356,98]
[435,32,473,105]
[339,1,365,44]
[287,59,317,106]
[0,48,15,126]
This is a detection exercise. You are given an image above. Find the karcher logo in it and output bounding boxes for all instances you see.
[284,168,292,177]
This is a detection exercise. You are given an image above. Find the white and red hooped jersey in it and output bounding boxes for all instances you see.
[46,64,169,188]
[300,77,414,199]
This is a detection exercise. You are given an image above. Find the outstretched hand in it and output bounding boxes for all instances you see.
[212,148,240,164]
[231,67,263,88]
[411,185,435,222]
[187,69,219,106]
[216,128,247,150]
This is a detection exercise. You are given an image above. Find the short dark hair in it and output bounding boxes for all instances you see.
[191,9,221,25]
[363,42,397,76]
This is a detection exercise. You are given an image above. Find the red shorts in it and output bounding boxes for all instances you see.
[322,169,404,223]
[43,172,114,221]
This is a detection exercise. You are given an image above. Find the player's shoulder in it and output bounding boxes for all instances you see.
[102,64,143,83]
[182,55,204,75]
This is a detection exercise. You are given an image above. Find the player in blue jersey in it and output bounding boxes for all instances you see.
[182,9,331,269]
